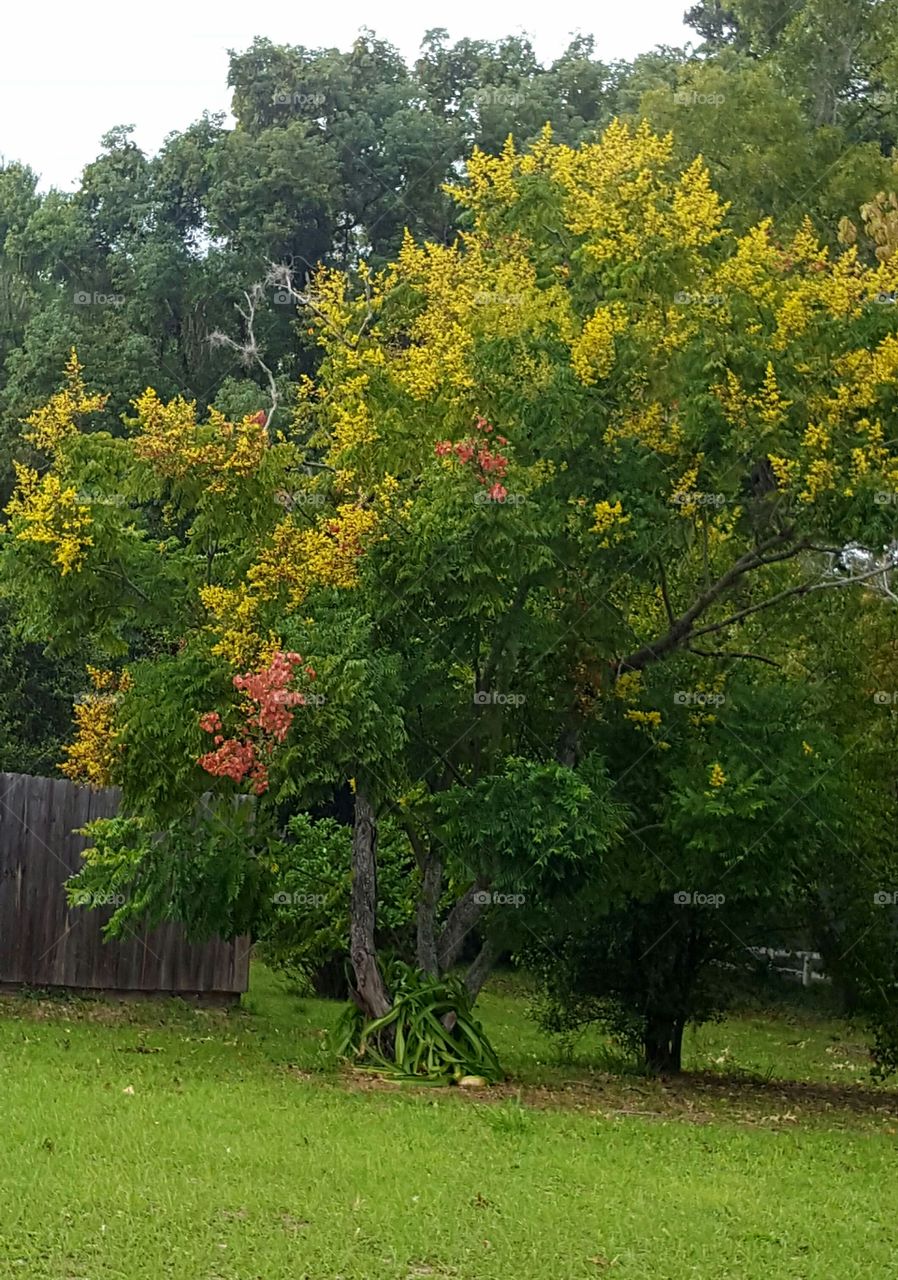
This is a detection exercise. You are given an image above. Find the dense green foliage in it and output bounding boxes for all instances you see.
[257,815,417,995]
[3,7,898,468]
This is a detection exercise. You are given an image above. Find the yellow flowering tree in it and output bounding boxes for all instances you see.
[275,118,898,1040]
[7,122,898,1056]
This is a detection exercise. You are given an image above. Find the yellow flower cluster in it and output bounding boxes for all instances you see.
[715,220,779,308]
[715,371,747,428]
[768,455,800,488]
[198,586,268,668]
[625,708,662,729]
[59,667,132,786]
[432,126,898,522]
[799,458,837,504]
[24,350,108,453]
[248,503,379,602]
[591,499,631,547]
[131,390,268,491]
[570,305,628,385]
[291,124,898,529]
[714,219,868,354]
[715,363,790,434]
[294,124,723,456]
[802,423,830,452]
[389,233,476,401]
[510,348,558,397]
[443,121,735,403]
[547,123,726,267]
[834,335,898,411]
[326,373,380,458]
[758,364,791,430]
[308,213,579,471]
[670,457,704,518]
[624,705,670,747]
[613,670,644,703]
[604,403,682,457]
[5,464,93,574]
[200,503,379,665]
[772,229,866,350]
[708,762,727,788]
[454,134,522,207]
[713,326,898,505]
[658,305,700,353]
[671,159,731,248]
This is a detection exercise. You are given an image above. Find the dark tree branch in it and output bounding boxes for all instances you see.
[615,531,805,674]
[657,558,675,625]
[437,880,489,973]
[686,647,782,668]
[464,935,500,1000]
[406,823,443,977]
[686,562,898,644]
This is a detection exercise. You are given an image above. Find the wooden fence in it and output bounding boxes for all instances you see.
[0,773,250,1001]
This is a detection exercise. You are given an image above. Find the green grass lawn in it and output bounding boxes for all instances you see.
[1,966,897,1279]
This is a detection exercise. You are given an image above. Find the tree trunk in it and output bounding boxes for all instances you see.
[643,1014,686,1074]
[555,719,580,768]
[348,780,391,1020]
[407,822,443,976]
[437,879,489,972]
[464,935,500,1000]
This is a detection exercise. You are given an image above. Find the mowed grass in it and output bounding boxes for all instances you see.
[1,967,897,1279]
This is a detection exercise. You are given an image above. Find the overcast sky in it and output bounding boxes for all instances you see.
[2,0,693,191]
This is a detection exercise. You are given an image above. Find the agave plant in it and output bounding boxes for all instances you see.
[334,960,503,1084]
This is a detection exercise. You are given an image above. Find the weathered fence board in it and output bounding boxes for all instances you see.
[0,773,249,999]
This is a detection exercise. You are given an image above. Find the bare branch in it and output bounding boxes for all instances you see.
[266,260,375,351]
[686,647,782,668]
[687,561,898,643]
[208,283,279,428]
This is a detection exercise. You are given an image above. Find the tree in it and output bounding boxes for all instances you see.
[8,121,898,1070]
[526,632,886,1071]
[685,0,898,139]
[4,20,897,513]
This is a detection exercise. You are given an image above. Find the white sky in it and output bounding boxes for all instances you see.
[1,0,692,191]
